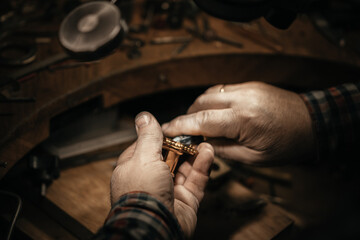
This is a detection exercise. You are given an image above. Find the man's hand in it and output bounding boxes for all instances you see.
[111,112,214,237]
[162,82,316,166]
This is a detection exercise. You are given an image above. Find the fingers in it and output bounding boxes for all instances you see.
[187,93,231,114]
[191,143,214,176]
[208,139,266,166]
[176,143,214,179]
[162,109,239,139]
[176,143,214,200]
[133,112,163,162]
[204,83,242,94]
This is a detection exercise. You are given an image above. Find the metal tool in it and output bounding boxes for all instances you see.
[309,12,346,48]
[129,4,154,33]
[48,61,97,72]
[0,1,130,89]
[28,154,60,197]
[150,35,192,45]
[0,52,69,88]
[150,35,193,57]
[59,1,128,61]
[187,17,243,49]
[119,35,145,59]
[203,17,243,48]
[171,39,192,57]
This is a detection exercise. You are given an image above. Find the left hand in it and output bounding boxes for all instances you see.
[110,112,214,237]
[162,82,315,166]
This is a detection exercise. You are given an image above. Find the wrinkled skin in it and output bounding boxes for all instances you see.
[111,112,214,237]
[162,82,316,166]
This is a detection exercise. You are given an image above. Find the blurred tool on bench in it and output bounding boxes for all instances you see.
[0,1,134,90]
[186,16,244,49]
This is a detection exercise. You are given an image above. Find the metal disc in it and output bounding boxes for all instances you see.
[59,1,125,60]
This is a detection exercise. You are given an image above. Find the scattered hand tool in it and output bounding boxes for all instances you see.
[186,17,243,49]
[150,35,193,57]
[1,1,130,89]
[119,35,145,59]
[150,35,192,45]
[0,52,70,88]
[171,39,192,57]
[129,4,154,33]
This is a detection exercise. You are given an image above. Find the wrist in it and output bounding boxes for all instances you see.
[299,93,321,163]
[108,192,184,239]
[300,82,360,163]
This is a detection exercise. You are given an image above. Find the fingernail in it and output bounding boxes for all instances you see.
[135,113,150,128]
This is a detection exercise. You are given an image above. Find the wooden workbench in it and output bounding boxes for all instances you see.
[1,10,360,178]
[1,3,360,239]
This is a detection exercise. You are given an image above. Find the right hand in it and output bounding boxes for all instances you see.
[111,112,214,237]
[162,82,316,166]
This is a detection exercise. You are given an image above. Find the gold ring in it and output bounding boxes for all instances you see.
[219,85,225,93]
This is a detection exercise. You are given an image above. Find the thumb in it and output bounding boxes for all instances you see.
[134,112,163,161]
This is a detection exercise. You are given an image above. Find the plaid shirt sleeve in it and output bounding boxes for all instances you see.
[300,82,360,162]
[93,192,185,240]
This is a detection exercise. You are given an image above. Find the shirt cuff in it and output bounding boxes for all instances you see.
[94,192,185,240]
[300,82,360,163]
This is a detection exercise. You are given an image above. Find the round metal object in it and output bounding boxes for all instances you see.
[59,1,127,61]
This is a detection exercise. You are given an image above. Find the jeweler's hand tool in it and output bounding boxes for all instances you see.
[150,36,192,45]
[186,17,243,49]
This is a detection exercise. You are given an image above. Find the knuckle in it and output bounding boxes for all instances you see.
[202,145,215,159]
[192,94,206,107]
[172,117,183,129]
[196,95,206,105]
[205,84,222,93]
[195,111,210,126]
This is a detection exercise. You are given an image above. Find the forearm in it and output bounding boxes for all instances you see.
[94,192,185,240]
[300,82,360,162]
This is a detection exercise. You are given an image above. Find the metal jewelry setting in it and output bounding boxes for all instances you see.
[162,137,198,177]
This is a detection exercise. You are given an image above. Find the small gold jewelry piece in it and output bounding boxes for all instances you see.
[162,137,198,177]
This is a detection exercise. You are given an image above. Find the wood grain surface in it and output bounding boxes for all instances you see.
[1,3,359,238]
[46,158,115,233]
[1,10,360,178]
[46,157,293,239]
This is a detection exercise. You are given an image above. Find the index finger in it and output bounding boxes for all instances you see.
[176,143,214,201]
[191,143,214,176]
[162,109,239,139]
[187,93,231,114]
